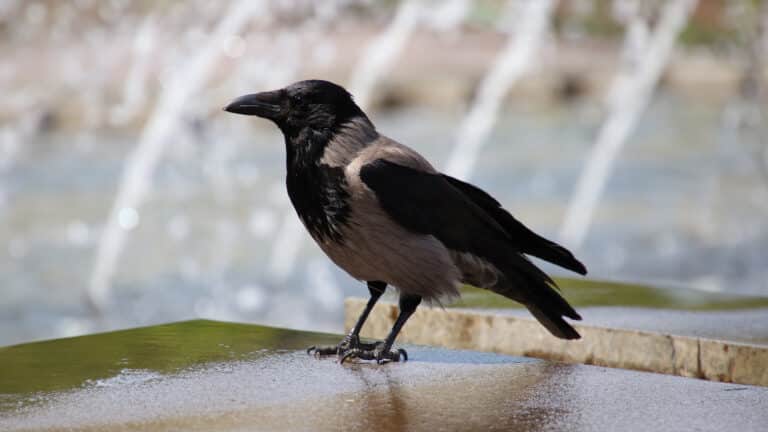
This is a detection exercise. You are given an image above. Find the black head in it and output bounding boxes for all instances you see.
[224,80,368,135]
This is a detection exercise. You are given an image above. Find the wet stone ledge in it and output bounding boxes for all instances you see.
[2,319,768,431]
[346,279,768,387]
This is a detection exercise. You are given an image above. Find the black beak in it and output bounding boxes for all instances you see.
[224,90,284,119]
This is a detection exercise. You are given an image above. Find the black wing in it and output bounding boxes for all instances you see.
[360,160,515,263]
[360,159,581,337]
[442,175,587,275]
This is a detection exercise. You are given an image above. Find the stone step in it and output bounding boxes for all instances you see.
[346,279,768,387]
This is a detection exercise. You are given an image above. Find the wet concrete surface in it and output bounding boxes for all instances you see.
[2,320,767,431]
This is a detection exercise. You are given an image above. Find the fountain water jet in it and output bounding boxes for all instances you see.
[444,0,556,180]
[87,0,264,311]
[348,0,425,109]
[109,15,156,127]
[559,0,698,248]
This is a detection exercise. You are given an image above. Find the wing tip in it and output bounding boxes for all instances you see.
[554,246,588,276]
[573,260,588,276]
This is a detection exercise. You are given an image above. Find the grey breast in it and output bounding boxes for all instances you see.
[317,130,505,302]
[315,136,461,302]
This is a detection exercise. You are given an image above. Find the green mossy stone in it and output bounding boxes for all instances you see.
[0,320,339,411]
[453,277,768,311]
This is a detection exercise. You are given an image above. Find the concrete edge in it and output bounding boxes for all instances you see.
[345,298,768,387]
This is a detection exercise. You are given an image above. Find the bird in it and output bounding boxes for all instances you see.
[225,79,587,364]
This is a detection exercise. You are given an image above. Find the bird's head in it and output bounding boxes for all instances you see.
[224,80,368,137]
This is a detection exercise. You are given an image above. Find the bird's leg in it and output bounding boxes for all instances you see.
[307,281,385,357]
[340,294,421,364]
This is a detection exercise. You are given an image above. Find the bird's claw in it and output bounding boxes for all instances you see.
[306,334,378,359]
[306,345,339,357]
[307,335,406,364]
[339,345,407,364]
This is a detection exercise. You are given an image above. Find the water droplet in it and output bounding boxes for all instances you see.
[118,207,139,230]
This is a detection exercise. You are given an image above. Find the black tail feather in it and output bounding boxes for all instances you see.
[492,255,582,340]
[527,304,581,340]
[437,174,584,339]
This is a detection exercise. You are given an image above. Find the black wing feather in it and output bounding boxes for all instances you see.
[360,159,581,338]
[442,175,587,275]
[360,159,508,259]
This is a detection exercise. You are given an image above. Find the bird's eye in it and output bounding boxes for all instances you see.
[290,94,303,104]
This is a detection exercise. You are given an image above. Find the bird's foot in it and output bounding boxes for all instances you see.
[339,342,408,365]
[306,334,378,358]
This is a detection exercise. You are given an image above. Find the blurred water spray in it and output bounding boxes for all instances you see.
[87,0,264,311]
[350,0,471,110]
[559,0,698,248]
[444,0,556,180]
[109,15,157,127]
[348,0,425,109]
[726,0,768,195]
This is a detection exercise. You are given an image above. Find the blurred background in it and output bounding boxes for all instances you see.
[2,0,767,346]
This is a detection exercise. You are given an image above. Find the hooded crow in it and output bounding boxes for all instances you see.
[225,80,587,364]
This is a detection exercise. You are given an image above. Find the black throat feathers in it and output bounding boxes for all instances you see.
[283,125,356,244]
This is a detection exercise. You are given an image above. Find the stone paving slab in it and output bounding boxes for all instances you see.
[347,299,768,387]
[2,320,767,432]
